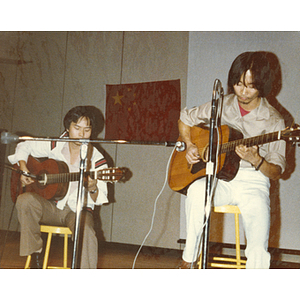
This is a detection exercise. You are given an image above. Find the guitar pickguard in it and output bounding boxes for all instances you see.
[191,160,206,175]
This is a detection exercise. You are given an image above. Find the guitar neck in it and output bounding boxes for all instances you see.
[220,131,281,153]
[43,168,123,185]
[45,172,92,185]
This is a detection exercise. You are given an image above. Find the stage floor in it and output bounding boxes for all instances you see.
[0,230,299,269]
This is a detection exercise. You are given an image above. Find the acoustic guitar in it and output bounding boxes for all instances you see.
[10,156,124,202]
[168,124,300,194]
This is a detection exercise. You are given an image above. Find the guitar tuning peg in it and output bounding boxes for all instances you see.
[292,142,300,147]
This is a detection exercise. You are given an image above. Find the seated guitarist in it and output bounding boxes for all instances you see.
[8,106,109,268]
[178,52,286,269]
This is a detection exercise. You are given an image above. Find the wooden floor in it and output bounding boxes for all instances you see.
[0,230,299,269]
[0,230,182,269]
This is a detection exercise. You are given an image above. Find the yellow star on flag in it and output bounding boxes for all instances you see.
[112,91,124,105]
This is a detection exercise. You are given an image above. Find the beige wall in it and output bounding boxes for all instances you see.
[0,31,188,250]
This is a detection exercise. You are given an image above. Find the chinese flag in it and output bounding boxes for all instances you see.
[105,79,181,143]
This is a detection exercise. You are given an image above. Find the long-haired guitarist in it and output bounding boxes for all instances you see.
[178,52,286,269]
[8,106,109,268]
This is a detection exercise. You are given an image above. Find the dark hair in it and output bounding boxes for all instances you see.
[227,51,273,97]
[63,106,96,131]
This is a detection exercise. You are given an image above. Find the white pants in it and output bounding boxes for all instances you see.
[183,168,271,269]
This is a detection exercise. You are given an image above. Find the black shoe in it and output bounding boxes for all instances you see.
[30,253,43,269]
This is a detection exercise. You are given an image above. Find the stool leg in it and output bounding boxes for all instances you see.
[25,255,31,269]
[234,213,241,268]
[197,253,202,269]
[63,233,68,269]
[43,232,53,269]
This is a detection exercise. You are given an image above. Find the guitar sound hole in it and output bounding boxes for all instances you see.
[37,172,47,187]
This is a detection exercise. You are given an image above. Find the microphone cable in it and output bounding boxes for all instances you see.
[132,145,176,269]
[189,89,224,268]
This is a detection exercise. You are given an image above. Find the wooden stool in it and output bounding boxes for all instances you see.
[199,205,247,269]
[25,225,72,269]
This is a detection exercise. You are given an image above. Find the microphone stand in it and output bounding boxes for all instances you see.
[72,142,88,269]
[0,133,177,147]
[1,133,177,268]
[201,79,223,269]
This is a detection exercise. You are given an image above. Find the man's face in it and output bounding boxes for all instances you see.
[233,70,260,106]
[68,116,92,145]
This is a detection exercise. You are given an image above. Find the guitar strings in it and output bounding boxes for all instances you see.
[132,146,176,269]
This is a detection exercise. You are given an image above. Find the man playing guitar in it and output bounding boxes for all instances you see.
[9,106,109,268]
[177,52,286,269]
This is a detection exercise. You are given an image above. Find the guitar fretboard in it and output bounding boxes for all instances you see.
[220,131,281,153]
[45,172,90,185]
[42,168,123,185]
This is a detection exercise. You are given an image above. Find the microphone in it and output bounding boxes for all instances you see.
[175,141,186,152]
[1,131,20,144]
[211,79,223,118]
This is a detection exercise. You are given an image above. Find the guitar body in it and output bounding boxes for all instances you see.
[168,125,243,194]
[11,156,69,202]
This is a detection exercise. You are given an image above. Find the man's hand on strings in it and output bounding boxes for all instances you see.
[20,168,34,187]
[18,160,34,187]
[186,144,200,165]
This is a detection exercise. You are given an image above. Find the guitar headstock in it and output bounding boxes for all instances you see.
[97,167,125,183]
[281,124,300,145]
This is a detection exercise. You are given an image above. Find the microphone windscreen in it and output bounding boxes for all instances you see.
[1,131,19,144]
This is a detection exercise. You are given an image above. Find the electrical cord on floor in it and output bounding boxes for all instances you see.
[132,146,176,269]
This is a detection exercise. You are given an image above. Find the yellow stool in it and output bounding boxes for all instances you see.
[25,225,72,269]
[199,205,247,269]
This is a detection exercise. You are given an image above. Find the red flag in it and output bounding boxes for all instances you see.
[105,79,181,142]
